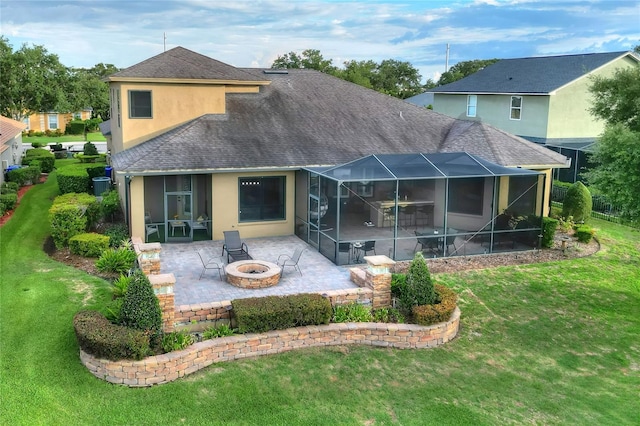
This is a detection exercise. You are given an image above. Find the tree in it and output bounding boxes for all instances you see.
[0,37,70,121]
[335,59,377,89]
[437,58,499,86]
[589,66,640,132]
[562,181,592,223]
[372,59,424,99]
[584,124,640,220]
[405,252,436,306]
[68,63,119,120]
[272,49,336,74]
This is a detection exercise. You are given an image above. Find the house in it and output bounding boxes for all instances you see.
[428,51,640,182]
[103,47,568,265]
[22,109,93,134]
[0,115,26,186]
[404,92,434,108]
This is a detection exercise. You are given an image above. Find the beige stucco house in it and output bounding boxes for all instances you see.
[22,109,93,134]
[103,47,569,265]
[428,51,640,182]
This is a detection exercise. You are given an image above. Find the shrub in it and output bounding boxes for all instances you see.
[161,330,195,353]
[0,193,18,212]
[112,274,132,298]
[1,182,19,194]
[119,270,163,344]
[575,225,595,243]
[202,323,236,340]
[73,310,150,361]
[541,217,558,248]
[332,302,372,322]
[49,193,100,248]
[57,166,91,194]
[95,243,137,274]
[101,190,121,221]
[23,148,54,173]
[372,307,405,323]
[85,164,106,180]
[103,223,129,247]
[412,284,458,326]
[232,293,332,334]
[67,120,86,135]
[406,251,436,306]
[563,181,592,223]
[83,141,98,156]
[6,167,30,186]
[103,298,123,324]
[68,232,110,257]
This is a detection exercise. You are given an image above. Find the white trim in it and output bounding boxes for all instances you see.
[509,96,522,121]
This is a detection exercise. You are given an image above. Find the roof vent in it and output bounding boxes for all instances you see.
[263,69,289,74]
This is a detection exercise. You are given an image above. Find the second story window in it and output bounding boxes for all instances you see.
[466,95,477,117]
[48,114,58,130]
[510,96,522,120]
[129,90,152,118]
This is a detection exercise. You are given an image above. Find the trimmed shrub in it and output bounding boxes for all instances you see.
[95,242,137,274]
[0,193,18,212]
[412,284,458,326]
[101,190,121,221]
[6,167,30,186]
[23,148,54,173]
[575,225,595,243]
[103,223,129,247]
[232,293,332,334]
[1,182,19,194]
[57,166,91,194]
[85,164,106,179]
[541,217,558,248]
[406,251,436,306]
[563,181,592,223]
[119,270,163,345]
[69,232,110,257]
[332,302,372,323]
[73,310,150,361]
[67,120,86,135]
[83,141,98,155]
[49,193,100,248]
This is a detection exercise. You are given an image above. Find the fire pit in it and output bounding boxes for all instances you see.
[225,260,282,289]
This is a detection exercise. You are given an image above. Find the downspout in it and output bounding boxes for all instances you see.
[125,175,131,231]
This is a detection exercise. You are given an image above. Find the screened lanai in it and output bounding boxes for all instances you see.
[295,152,546,266]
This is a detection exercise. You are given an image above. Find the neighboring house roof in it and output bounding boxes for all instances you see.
[111,67,567,174]
[404,92,434,107]
[521,136,598,153]
[0,115,26,148]
[108,46,270,84]
[99,120,111,136]
[428,51,637,94]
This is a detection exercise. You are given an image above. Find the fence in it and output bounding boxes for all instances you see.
[551,185,632,225]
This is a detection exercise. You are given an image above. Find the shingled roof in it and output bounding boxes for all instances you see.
[108,46,269,83]
[0,116,26,149]
[429,51,636,94]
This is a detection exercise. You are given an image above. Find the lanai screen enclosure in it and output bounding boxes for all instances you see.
[296,152,545,265]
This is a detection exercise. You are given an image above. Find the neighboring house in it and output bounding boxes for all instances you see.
[404,92,434,108]
[0,115,27,186]
[22,109,93,134]
[428,51,640,182]
[104,47,568,265]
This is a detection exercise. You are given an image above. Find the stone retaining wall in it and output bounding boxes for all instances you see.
[80,307,460,387]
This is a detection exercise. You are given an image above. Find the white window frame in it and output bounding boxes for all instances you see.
[510,96,522,120]
[22,116,30,131]
[47,114,58,130]
[466,95,477,117]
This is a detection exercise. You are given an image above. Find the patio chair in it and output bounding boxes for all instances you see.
[414,230,440,254]
[197,250,224,280]
[222,230,250,262]
[192,214,209,235]
[363,240,376,256]
[145,214,159,242]
[276,247,305,276]
[338,242,351,264]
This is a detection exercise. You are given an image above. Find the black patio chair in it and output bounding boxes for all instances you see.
[222,230,250,262]
[363,240,376,256]
[276,247,305,276]
[338,242,351,264]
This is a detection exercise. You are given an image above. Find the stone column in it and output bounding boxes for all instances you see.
[148,273,176,332]
[132,238,161,275]
[362,255,395,309]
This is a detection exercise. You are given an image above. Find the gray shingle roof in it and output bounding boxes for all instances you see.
[108,47,268,82]
[429,51,634,94]
[112,69,567,174]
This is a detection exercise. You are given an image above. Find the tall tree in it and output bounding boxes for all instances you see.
[437,58,499,86]
[589,66,640,131]
[0,37,70,121]
[68,63,119,120]
[335,60,377,89]
[372,59,424,99]
[272,49,336,74]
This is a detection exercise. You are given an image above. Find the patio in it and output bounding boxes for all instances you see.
[160,235,358,306]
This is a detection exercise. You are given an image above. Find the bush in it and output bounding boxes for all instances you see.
[0,193,18,212]
[332,303,372,322]
[85,164,106,180]
[563,181,592,223]
[49,193,100,248]
[103,298,123,324]
[161,330,195,353]
[101,191,121,221]
[6,167,31,186]
[83,141,98,156]
[95,242,137,274]
[575,225,595,243]
[1,182,19,194]
[412,284,458,326]
[67,120,86,135]
[73,310,150,361]
[541,217,558,248]
[372,307,405,323]
[202,323,236,340]
[68,232,110,257]
[85,117,103,132]
[23,148,54,173]
[232,293,332,334]
[112,274,132,298]
[103,223,129,247]
[57,166,91,194]
[406,251,436,306]
[119,270,163,344]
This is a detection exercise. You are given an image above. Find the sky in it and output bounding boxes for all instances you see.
[1,0,639,82]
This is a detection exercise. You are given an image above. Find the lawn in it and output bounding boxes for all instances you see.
[1,169,639,425]
[22,132,106,144]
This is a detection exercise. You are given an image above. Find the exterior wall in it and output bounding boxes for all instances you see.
[434,177,496,230]
[547,56,639,138]
[1,133,24,185]
[130,176,145,241]
[24,110,92,133]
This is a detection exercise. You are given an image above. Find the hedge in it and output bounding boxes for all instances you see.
[412,284,458,326]
[69,232,110,257]
[23,148,55,173]
[49,193,100,248]
[57,166,92,194]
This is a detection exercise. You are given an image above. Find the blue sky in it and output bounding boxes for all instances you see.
[1,0,638,82]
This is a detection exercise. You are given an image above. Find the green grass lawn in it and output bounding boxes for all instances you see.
[23,132,106,144]
[1,169,639,425]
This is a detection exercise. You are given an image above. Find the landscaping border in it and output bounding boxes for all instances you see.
[80,307,460,387]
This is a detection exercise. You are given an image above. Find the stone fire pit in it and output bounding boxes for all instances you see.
[225,260,282,289]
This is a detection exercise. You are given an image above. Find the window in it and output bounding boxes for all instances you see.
[47,114,58,130]
[510,96,522,120]
[73,112,82,120]
[466,95,477,117]
[129,90,152,118]
[447,177,484,215]
[508,176,538,216]
[239,176,286,222]
[22,117,30,131]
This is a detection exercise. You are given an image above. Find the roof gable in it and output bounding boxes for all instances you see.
[429,51,636,94]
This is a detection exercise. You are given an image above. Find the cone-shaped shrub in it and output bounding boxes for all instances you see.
[119,270,162,344]
[562,181,592,223]
[406,251,436,306]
